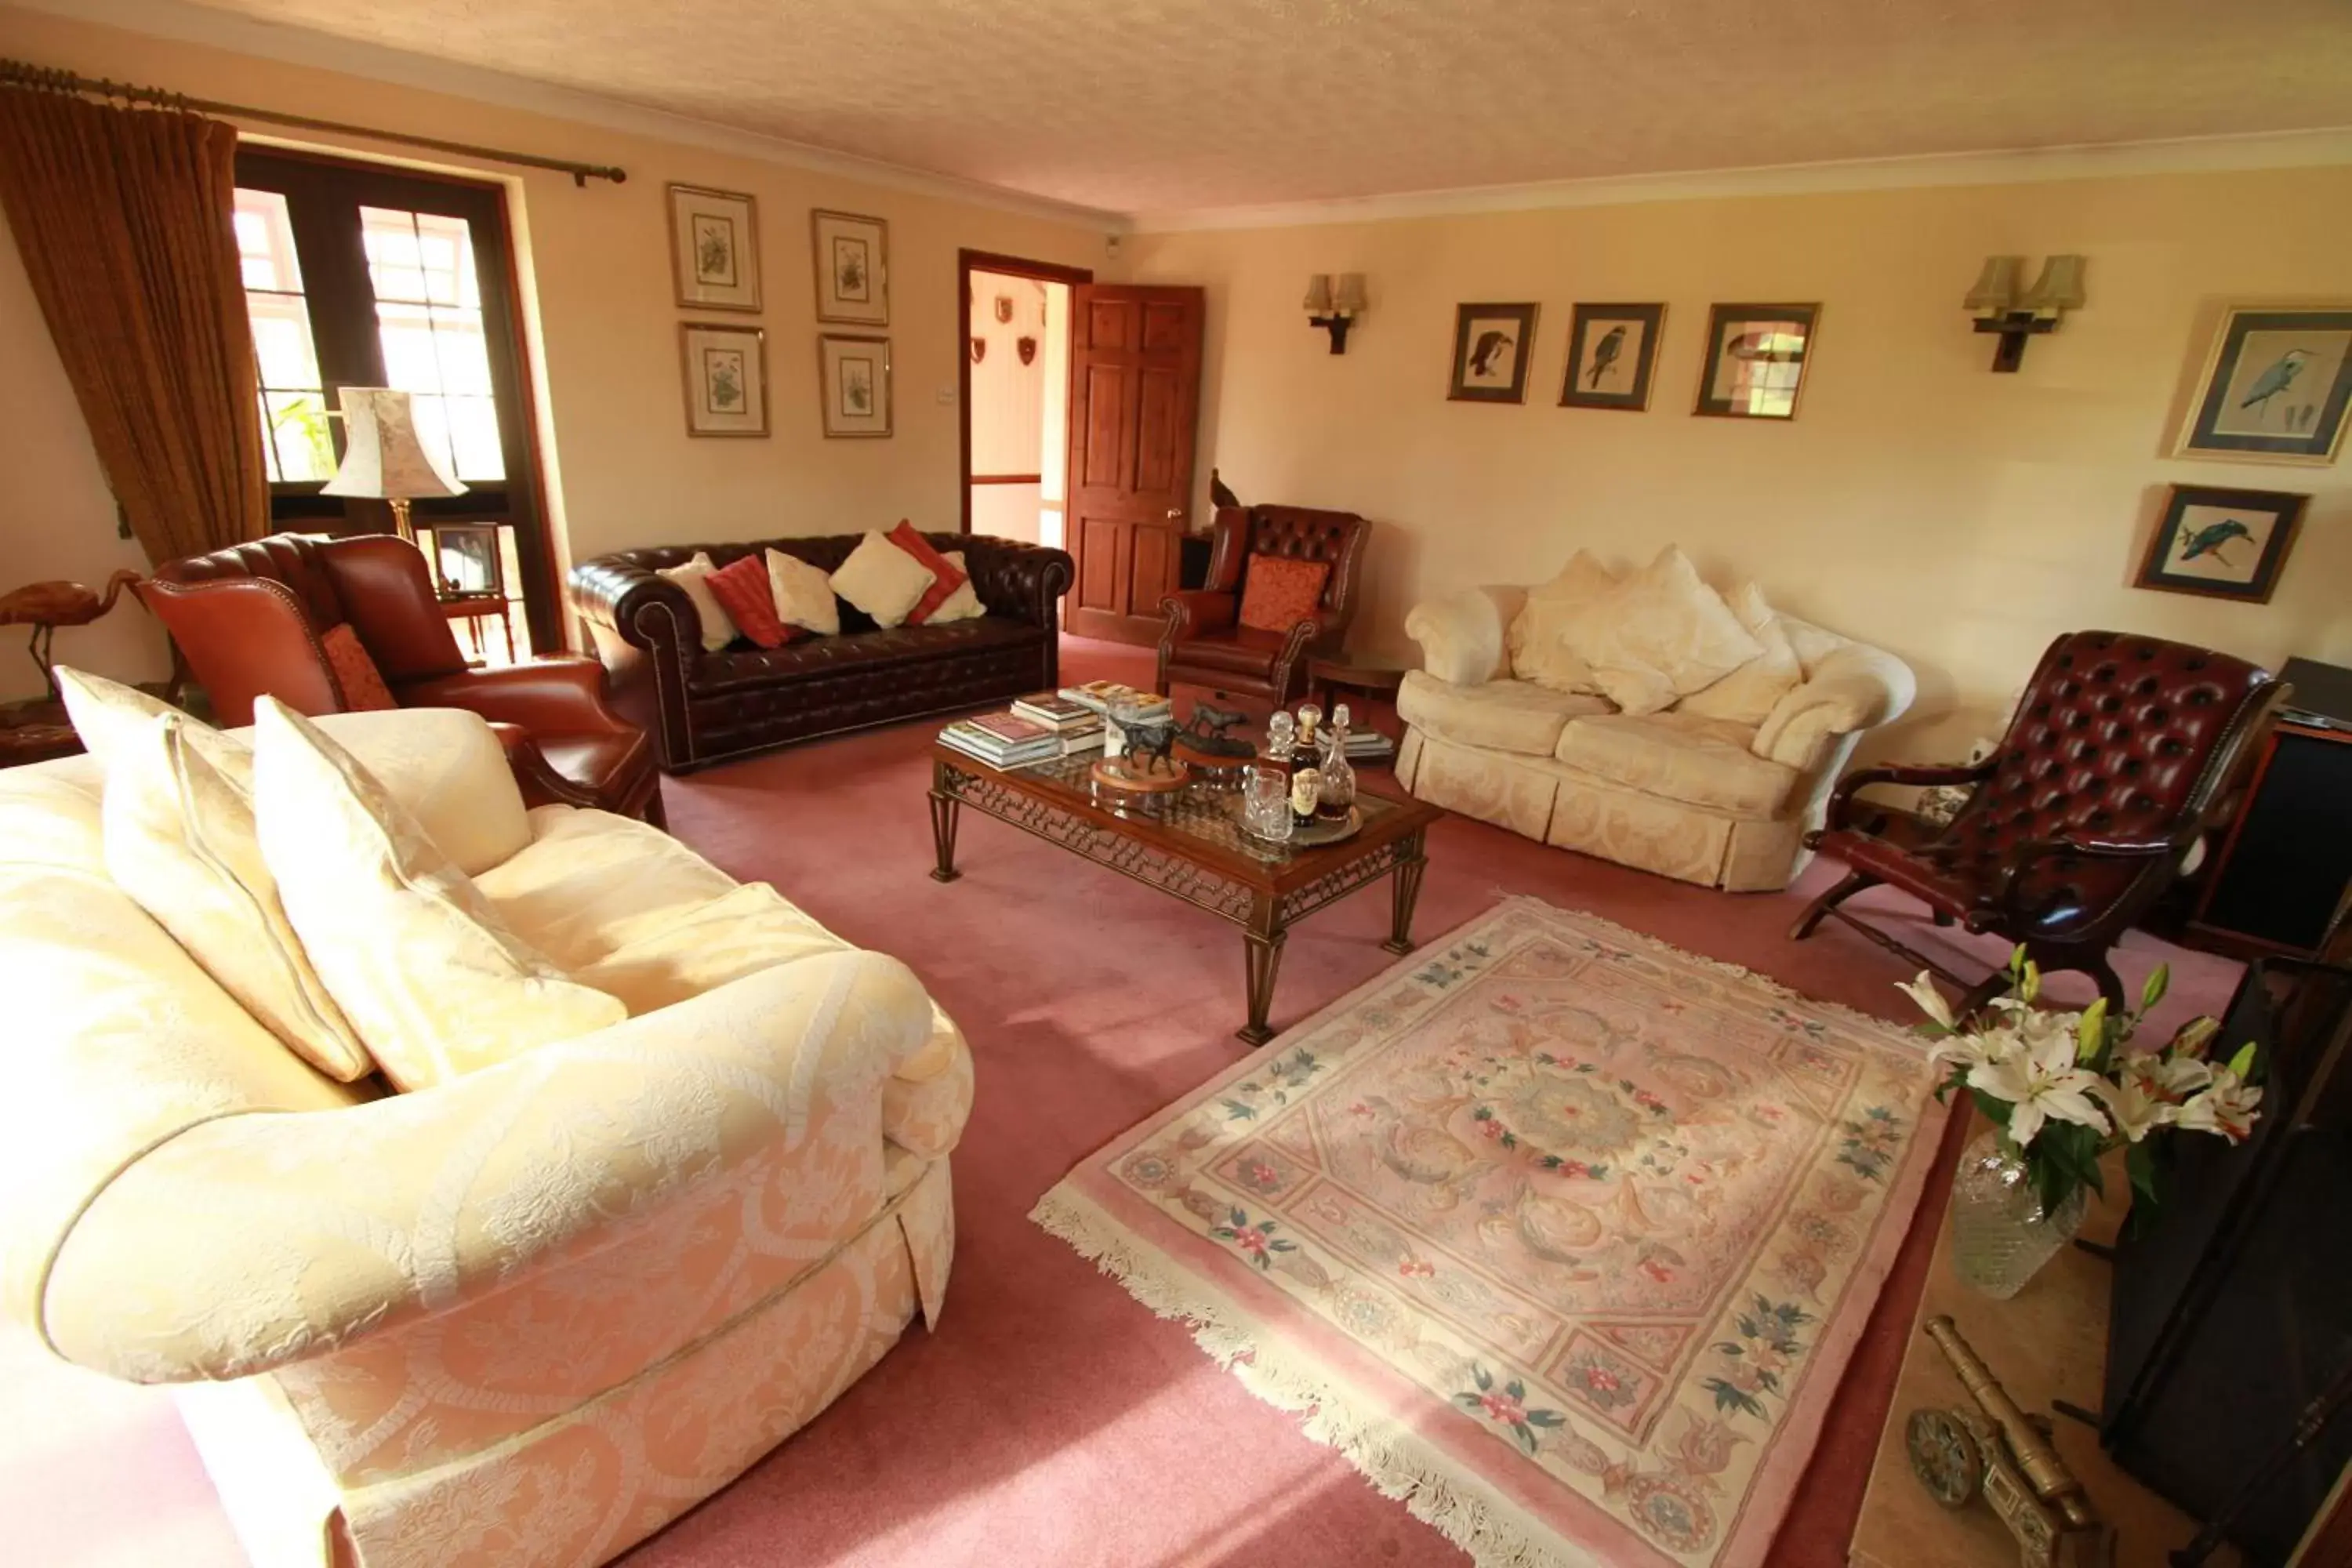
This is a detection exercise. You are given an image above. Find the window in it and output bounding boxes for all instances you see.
[360,207,503,482]
[234,190,333,483]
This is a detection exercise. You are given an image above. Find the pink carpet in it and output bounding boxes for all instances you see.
[0,634,2239,1568]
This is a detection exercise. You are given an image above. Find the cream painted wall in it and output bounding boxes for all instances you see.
[0,5,1108,698]
[1125,167,2352,759]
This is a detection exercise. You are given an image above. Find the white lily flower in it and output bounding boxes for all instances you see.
[2092,1073,2180,1143]
[2174,1070,2263,1142]
[1928,1022,2024,1075]
[2122,1050,2212,1102]
[1965,1025,2112,1149]
[1897,972,1955,1030]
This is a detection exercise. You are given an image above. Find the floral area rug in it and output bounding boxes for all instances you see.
[1033,897,1946,1568]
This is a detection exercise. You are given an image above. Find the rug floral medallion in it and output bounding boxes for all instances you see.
[1034,898,1946,1568]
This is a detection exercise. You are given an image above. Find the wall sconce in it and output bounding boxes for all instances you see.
[1965,254,2086,372]
[1303,272,1367,354]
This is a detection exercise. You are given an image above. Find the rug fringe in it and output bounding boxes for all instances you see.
[1029,1188,1604,1568]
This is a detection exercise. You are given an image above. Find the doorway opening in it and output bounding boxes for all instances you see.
[959,250,1090,548]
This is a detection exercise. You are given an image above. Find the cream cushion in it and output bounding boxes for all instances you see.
[1555,710,1798,818]
[1397,670,1612,758]
[657,551,739,652]
[1506,550,1616,694]
[829,530,936,629]
[928,550,987,623]
[764,548,840,637]
[251,698,625,1090]
[1564,546,1764,717]
[56,670,371,1081]
[1679,581,1804,727]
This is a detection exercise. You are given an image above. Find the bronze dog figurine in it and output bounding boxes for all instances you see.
[1112,712,1181,775]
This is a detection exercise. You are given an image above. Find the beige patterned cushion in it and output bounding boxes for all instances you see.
[929,550,987,623]
[763,548,840,637]
[1563,547,1764,717]
[829,531,937,629]
[1679,581,1803,727]
[1506,550,1616,693]
[657,552,739,652]
[252,698,625,1090]
[1398,670,1612,757]
[1555,710,1797,818]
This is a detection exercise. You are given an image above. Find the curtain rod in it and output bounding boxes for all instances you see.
[0,58,627,187]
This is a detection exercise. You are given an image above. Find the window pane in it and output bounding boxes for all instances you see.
[361,206,505,483]
[264,390,335,482]
[247,292,323,391]
[234,189,303,292]
[445,395,505,481]
[377,301,445,394]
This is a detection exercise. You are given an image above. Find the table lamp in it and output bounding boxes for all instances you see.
[322,387,465,541]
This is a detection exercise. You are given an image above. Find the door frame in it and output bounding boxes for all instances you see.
[956,249,1093,535]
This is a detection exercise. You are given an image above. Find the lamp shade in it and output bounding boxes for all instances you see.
[1301,273,1334,314]
[2020,254,2087,314]
[321,388,465,502]
[1332,272,1367,314]
[1963,256,2023,314]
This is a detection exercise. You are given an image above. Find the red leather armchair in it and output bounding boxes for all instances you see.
[1157,504,1369,708]
[1792,630,2279,1014]
[141,533,663,825]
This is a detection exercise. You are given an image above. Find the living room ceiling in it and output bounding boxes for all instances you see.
[170,0,2352,217]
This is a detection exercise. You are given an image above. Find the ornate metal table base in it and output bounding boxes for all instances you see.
[930,753,1431,1044]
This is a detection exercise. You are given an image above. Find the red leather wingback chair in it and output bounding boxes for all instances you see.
[1793,630,2279,1014]
[142,533,662,825]
[1156,504,1369,708]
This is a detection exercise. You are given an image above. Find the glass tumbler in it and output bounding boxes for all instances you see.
[1242,764,1294,841]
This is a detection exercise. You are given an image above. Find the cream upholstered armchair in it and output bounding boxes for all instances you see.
[0,706,971,1568]
[1394,552,1915,891]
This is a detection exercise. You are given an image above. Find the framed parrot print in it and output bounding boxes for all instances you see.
[1447,303,1538,403]
[2134,484,2304,603]
[1559,303,1664,411]
[2176,306,2352,464]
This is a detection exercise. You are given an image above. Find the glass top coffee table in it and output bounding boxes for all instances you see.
[928,746,1440,1045]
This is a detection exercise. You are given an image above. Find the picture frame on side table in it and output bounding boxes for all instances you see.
[680,322,770,437]
[1559,303,1666,411]
[2174,305,2352,465]
[1694,303,1820,420]
[1447,303,1538,404]
[819,332,892,437]
[812,209,890,325]
[666,184,760,312]
[2132,484,2305,603]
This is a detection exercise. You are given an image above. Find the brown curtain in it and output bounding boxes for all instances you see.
[0,85,267,564]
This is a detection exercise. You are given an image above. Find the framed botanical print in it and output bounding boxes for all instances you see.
[1447,303,1538,404]
[679,323,769,437]
[2175,305,2352,465]
[666,184,760,312]
[1694,303,1820,420]
[1559,303,1665,411]
[818,333,891,437]
[811,209,890,325]
[2133,484,2305,603]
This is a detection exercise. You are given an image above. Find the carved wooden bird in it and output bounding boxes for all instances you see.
[0,570,144,699]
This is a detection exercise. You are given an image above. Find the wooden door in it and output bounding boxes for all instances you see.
[1064,285,1203,643]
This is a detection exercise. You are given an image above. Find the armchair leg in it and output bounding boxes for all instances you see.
[1791,870,1877,942]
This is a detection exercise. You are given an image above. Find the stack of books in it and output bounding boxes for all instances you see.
[1011,691,1108,755]
[938,712,1062,769]
[1342,728,1396,761]
[1056,681,1172,723]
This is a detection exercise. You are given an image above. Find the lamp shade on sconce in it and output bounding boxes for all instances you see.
[1965,256,2023,314]
[1301,274,1334,313]
[1332,273,1367,315]
[323,388,465,503]
[2020,254,2087,315]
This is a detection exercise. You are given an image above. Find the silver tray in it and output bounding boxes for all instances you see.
[1240,805,1362,848]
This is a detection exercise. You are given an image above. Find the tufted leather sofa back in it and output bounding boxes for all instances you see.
[154,533,346,628]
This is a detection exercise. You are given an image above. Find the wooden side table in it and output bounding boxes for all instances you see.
[1308,654,1410,737]
[0,699,82,768]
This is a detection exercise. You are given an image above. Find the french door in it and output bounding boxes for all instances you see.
[231,148,557,656]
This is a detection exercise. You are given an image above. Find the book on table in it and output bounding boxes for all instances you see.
[1011,691,1095,728]
[939,715,1062,769]
[1056,681,1171,721]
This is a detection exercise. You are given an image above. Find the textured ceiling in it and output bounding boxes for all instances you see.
[176,0,2352,215]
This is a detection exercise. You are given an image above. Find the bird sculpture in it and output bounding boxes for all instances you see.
[1585,324,1627,388]
[0,570,144,700]
[1208,468,1240,510]
[2238,349,2311,422]
[2177,517,2254,567]
[1468,329,1513,379]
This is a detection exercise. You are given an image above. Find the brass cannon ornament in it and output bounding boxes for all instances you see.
[1906,1316,2115,1568]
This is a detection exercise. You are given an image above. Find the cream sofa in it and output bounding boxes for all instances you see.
[1395,583,1915,890]
[0,707,971,1568]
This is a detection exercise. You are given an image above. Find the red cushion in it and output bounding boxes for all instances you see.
[320,623,397,711]
[887,520,970,626]
[1236,554,1330,633]
[704,554,793,648]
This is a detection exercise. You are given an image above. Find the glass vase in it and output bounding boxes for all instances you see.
[1948,1127,2089,1299]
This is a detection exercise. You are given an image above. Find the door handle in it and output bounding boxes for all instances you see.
[1165,508,1184,521]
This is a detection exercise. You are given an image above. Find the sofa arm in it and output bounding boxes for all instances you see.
[1754,644,1917,771]
[1403,586,1525,688]
[400,657,633,737]
[568,553,702,655]
[945,535,1073,630]
[1160,589,1237,641]
[38,949,960,1384]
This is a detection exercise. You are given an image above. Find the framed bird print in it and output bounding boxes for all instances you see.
[2175,306,2352,465]
[2133,484,2304,603]
[811,209,890,325]
[1695,303,1819,419]
[666,185,760,312]
[1559,303,1665,411]
[1448,303,1538,404]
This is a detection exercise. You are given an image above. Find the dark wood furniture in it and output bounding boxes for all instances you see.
[2187,713,2352,964]
[0,699,82,768]
[1156,503,1371,711]
[1063,285,1203,644]
[1308,652,1410,735]
[928,746,1438,1044]
[1793,630,2281,1014]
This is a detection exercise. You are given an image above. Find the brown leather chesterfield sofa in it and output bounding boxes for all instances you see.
[569,532,1073,772]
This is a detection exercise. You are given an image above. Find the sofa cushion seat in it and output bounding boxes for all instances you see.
[474,804,742,971]
[1553,710,1796,818]
[1398,670,1613,757]
[690,615,1043,694]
